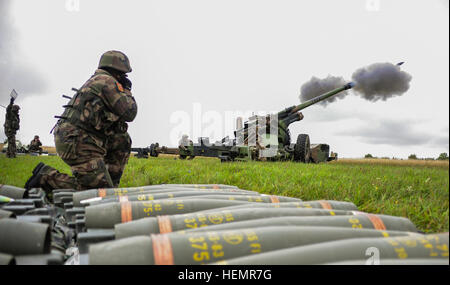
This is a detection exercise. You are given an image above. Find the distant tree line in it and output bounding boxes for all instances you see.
[364,153,449,160]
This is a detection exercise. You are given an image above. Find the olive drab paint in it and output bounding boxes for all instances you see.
[215,233,449,265]
[114,207,354,238]
[89,226,414,265]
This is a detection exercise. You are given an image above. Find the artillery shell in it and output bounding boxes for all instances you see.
[89,236,154,265]
[0,209,15,219]
[0,219,51,255]
[0,185,27,199]
[73,187,256,207]
[89,226,413,265]
[169,194,301,203]
[89,190,262,206]
[115,208,352,238]
[215,233,449,265]
[323,258,449,265]
[0,253,15,265]
[85,199,250,229]
[182,214,418,234]
[200,200,358,212]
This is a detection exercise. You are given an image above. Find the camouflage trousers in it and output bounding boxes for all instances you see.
[6,134,16,158]
[39,122,132,191]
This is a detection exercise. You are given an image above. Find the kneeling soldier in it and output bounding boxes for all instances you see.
[25,50,138,192]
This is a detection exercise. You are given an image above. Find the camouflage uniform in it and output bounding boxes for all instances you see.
[33,51,137,191]
[29,136,43,153]
[3,101,20,158]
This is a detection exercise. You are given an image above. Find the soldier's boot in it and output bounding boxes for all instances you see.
[24,162,47,190]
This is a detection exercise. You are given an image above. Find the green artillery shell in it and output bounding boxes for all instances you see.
[0,219,51,255]
[182,215,418,234]
[323,259,449,265]
[115,208,353,238]
[0,185,27,199]
[89,226,412,265]
[215,233,449,265]
[169,194,301,203]
[200,200,358,212]
[90,190,260,206]
[89,236,155,265]
[163,184,239,190]
[0,253,15,265]
[15,253,64,265]
[85,199,251,229]
[73,187,256,207]
[0,209,15,219]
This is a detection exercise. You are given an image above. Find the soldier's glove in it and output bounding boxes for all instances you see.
[10,97,15,104]
[119,75,132,91]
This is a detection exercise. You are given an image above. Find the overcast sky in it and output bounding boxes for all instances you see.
[1,0,448,159]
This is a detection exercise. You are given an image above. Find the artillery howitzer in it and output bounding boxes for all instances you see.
[136,82,353,162]
[131,143,179,159]
[183,82,352,162]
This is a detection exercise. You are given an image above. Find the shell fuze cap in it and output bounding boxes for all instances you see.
[98,50,132,73]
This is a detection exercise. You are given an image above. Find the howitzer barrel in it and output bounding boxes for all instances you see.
[216,233,448,265]
[277,82,354,121]
[89,226,412,265]
[294,82,354,112]
[114,207,352,238]
[85,199,252,229]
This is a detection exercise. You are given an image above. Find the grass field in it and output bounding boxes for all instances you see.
[0,153,448,233]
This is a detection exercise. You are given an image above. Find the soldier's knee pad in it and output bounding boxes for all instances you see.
[72,159,113,189]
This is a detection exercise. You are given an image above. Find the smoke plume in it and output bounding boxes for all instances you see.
[351,62,412,101]
[299,75,348,106]
[0,0,47,101]
[299,62,412,106]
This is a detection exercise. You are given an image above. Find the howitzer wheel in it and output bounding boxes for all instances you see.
[294,134,310,163]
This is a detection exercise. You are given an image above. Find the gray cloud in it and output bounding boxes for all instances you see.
[0,0,47,101]
[336,118,448,148]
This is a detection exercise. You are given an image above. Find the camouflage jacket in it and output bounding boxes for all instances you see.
[30,139,42,148]
[60,69,137,138]
[3,103,20,135]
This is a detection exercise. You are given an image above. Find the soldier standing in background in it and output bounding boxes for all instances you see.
[3,97,20,158]
[29,135,43,154]
[25,50,137,192]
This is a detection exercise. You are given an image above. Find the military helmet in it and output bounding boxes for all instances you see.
[34,135,39,139]
[98,50,132,73]
[12,105,20,112]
